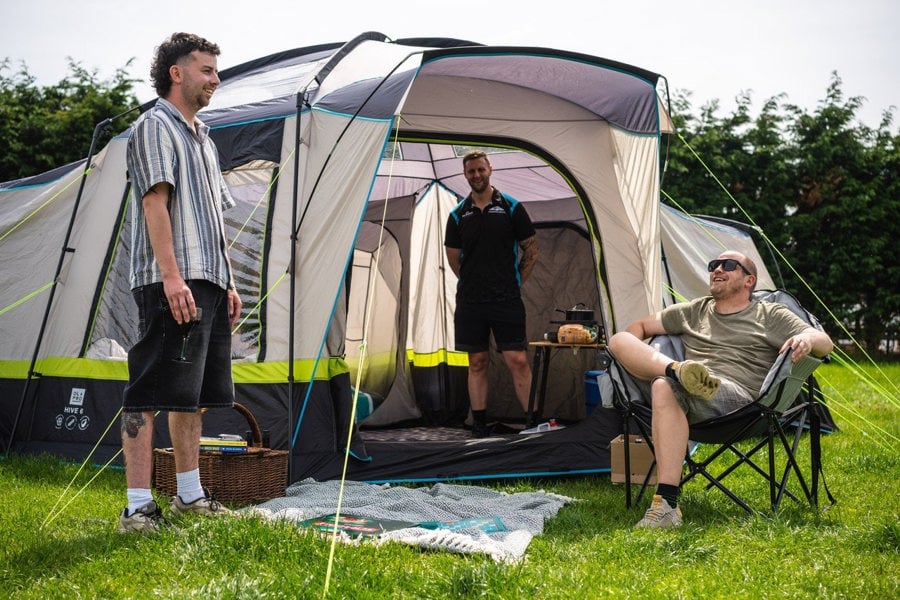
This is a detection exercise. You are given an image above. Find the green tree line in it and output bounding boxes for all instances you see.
[1,62,897,355]
[0,59,138,181]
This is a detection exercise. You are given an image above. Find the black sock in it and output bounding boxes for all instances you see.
[472,409,487,426]
[656,483,680,509]
[665,362,678,382]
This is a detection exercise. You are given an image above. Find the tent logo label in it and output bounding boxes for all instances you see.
[69,388,85,406]
[54,388,91,431]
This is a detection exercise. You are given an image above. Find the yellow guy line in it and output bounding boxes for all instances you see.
[227,149,294,252]
[39,151,296,527]
[40,408,162,530]
[0,282,55,316]
[323,127,401,598]
[0,167,86,243]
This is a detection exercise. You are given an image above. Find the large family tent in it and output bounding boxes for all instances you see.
[1,33,676,483]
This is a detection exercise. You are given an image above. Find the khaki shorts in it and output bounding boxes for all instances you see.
[637,376,754,424]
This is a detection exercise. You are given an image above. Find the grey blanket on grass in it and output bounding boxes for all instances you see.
[246,478,575,563]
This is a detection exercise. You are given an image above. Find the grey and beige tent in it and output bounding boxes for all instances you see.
[1,33,677,483]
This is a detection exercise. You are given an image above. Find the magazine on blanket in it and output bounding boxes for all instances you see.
[297,514,417,538]
[417,516,507,533]
[298,513,510,538]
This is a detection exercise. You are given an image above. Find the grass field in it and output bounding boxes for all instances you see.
[1,362,897,599]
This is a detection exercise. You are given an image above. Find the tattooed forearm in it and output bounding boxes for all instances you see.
[518,235,539,282]
[121,412,147,439]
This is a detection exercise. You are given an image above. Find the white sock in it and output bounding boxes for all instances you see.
[175,469,205,503]
[127,488,154,515]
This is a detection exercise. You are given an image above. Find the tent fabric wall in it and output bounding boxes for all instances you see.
[0,163,84,362]
[1,34,681,483]
[659,203,777,305]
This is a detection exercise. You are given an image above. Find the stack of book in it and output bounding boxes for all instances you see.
[200,435,248,453]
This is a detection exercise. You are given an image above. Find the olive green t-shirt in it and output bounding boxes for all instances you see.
[660,297,812,397]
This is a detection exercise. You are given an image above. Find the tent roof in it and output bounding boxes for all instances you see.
[190,34,670,135]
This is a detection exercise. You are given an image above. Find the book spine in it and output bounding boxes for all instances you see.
[200,440,248,447]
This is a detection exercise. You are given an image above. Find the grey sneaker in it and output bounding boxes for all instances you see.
[119,500,165,534]
[635,495,683,529]
[170,488,235,517]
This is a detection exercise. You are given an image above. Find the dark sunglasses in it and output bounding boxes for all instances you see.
[707,258,752,276]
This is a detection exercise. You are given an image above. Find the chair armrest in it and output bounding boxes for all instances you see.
[759,351,822,395]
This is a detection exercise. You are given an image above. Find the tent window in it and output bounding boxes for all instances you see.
[84,161,277,362]
[452,145,507,157]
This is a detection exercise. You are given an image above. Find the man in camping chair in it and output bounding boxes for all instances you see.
[608,250,833,529]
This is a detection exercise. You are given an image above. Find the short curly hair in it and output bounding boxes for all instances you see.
[150,32,221,98]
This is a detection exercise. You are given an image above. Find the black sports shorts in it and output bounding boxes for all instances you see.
[454,297,527,353]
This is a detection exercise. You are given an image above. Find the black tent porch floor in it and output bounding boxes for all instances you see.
[334,407,623,483]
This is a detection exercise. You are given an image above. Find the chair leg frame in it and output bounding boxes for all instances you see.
[620,406,655,509]
[681,407,817,514]
[622,401,827,514]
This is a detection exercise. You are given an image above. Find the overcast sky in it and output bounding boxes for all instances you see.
[2,0,897,128]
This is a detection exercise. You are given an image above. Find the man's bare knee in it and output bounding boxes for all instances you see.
[467,352,489,373]
[651,379,679,407]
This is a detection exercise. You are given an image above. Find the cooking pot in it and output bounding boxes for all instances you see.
[556,303,594,322]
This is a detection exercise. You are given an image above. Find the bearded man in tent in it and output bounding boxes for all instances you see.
[445,150,539,438]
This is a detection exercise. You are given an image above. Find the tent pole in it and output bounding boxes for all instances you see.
[660,244,677,306]
[5,107,138,456]
[285,92,308,474]
[757,228,786,289]
[283,34,396,471]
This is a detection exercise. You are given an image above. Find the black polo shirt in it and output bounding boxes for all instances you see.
[444,188,536,303]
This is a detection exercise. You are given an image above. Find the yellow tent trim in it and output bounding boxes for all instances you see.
[0,356,350,383]
[405,349,469,368]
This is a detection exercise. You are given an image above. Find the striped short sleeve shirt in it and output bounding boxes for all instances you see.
[126,98,235,291]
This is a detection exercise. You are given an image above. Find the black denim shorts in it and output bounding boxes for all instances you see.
[123,280,234,412]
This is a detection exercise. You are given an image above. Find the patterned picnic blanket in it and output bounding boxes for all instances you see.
[246,478,575,563]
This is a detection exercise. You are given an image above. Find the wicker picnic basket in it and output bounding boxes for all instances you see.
[153,402,288,506]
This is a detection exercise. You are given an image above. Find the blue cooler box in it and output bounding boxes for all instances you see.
[584,370,606,415]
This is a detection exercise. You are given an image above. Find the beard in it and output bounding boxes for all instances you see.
[468,179,490,194]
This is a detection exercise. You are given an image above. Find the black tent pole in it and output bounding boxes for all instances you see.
[659,244,677,306]
[285,91,310,475]
[5,106,139,456]
[759,229,786,289]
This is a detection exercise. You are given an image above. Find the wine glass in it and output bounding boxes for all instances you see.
[175,307,202,362]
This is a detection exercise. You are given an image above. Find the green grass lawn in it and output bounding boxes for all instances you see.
[1,362,897,599]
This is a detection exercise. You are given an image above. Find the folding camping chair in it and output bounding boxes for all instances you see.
[607,289,835,513]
